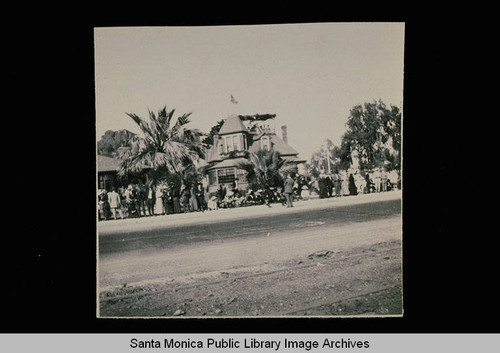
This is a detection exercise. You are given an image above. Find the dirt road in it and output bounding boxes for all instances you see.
[98,196,402,317]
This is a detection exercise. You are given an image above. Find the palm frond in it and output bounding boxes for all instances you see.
[170,112,193,139]
[126,112,154,140]
[121,107,205,185]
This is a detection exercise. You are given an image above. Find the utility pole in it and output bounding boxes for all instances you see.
[325,140,331,174]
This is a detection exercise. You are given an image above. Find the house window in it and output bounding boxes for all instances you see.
[233,135,239,151]
[240,134,246,150]
[218,142,224,155]
[223,134,244,153]
[225,136,234,153]
[98,174,114,191]
[261,136,270,151]
[98,175,106,190]
[217,168,236,185]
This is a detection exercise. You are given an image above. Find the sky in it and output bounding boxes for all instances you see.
[94,23,404,162]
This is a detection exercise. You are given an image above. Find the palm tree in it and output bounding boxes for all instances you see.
[117,106,205,185]
[236,149,294,190]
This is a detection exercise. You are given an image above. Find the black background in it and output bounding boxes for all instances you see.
[4,5,493,334]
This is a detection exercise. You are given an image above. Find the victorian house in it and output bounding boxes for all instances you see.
[204,114,305,193]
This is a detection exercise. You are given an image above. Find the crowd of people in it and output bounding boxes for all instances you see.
[310,167,400,199]
[98,180,208,221]
[98,168,400,221]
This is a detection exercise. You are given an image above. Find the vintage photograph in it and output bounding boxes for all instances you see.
[95,23,404,318]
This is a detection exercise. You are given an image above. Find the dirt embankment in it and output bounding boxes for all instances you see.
[99,239,402,318]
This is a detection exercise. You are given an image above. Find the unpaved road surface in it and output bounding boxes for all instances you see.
[98,193,402,318]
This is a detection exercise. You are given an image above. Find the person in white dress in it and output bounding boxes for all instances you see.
[341,170,349,196]
[155,183,164,215]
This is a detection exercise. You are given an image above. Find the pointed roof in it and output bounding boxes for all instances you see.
[218,115,248,135]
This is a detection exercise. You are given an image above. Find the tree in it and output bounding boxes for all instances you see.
[236,149,293,191]
[118,106,206,185]
[332,143,352,171]
[97,129,136,157]
[379,103,402,171]
[341,100,401,171]
[202,119,225,147]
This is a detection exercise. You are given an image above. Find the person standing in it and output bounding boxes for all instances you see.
[189,184,199,211]
[340,170,349,196]
[171,183,182,214]
[164,186,174,215]
[139,182,148,216]
[381,168,388,192]
[283,173,295,208]
[325,174,333,198]
[98,189,111,221]
[195,183,205,212]
[364,172,372,194]
[309,177,319,197]
[108,187,124,220]
[217,184,226,204]
[204,187,211,209]
[318,173,326,199]
[180,183,191,213]
[146,184,155,216]
[132,182,142,217]
[373,168,381,193]
[348,173,358,196]
[155,183,164,215]
[161,183,170,215]
[355,171,365,195]
[333,170,341,197]
[124,185,137,218]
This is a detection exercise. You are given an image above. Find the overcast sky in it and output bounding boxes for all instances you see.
[94,23,404,161]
